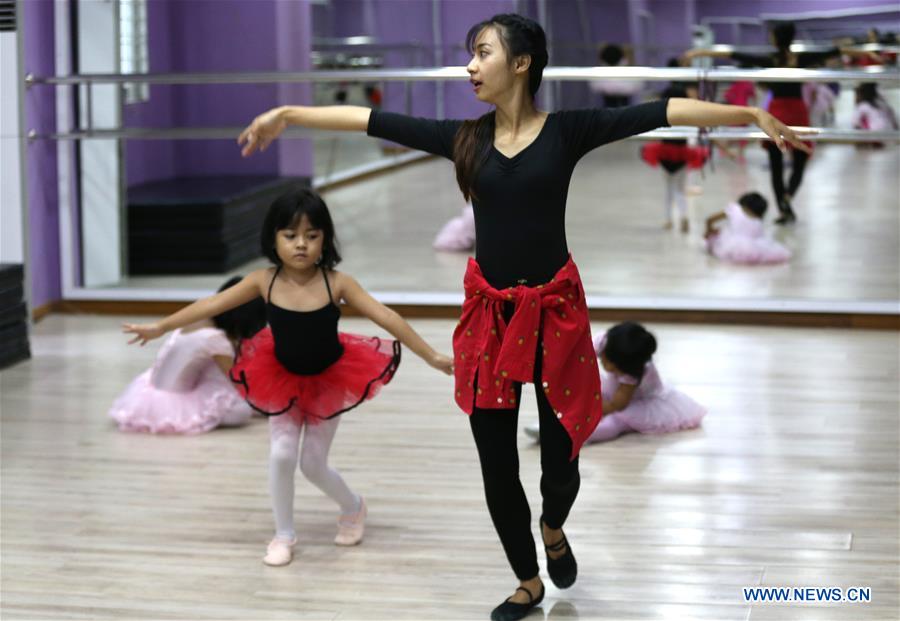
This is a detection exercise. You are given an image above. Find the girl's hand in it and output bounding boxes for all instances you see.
[429,353,454,376]
[238,107,287,157]
[122,322,166,346]
[753,109,814,153]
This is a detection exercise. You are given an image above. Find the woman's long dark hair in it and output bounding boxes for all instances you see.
[453,14,548,202]
[771,22,796,65]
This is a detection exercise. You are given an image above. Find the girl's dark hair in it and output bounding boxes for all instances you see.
[771,22,796,62]
[856,82,880,105]
[260,187,342,270]
[738,192,768,218]
[212,276,267,341]
[602,321,657,379]
[453,13,548,201]
[600,43,624,66]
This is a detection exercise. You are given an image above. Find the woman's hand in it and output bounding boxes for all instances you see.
[122,322,166,346]
[682,49,703,62]
[238,107,287,157]
[429,353,454,376]
[753,108,814,153]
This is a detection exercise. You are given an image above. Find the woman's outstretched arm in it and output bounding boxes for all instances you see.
[238,106,372,157]
[666,98,813,152]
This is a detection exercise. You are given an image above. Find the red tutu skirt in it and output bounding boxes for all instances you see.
[641,142,709,169]
[765,97,813,151]
[230,327,401,424]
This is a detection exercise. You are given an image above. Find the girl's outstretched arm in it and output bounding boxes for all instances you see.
[666,98,813,153]
[337,273,453,375]
[602,383,637,415]
[704,211,727,238]
[238,106,372,157]
[123,271,265,346]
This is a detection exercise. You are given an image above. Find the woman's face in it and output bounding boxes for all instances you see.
[466,26,518,103]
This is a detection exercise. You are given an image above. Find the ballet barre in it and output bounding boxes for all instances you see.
[30,127,900,144]
[25,65,900,87]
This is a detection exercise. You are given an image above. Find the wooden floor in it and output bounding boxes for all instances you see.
[2,315,898,620]
[122,141,900,310]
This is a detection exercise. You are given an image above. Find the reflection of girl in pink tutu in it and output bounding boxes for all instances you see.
[109,276,266,435]
[704,192,792,265]
[123,188,452,567]
[433,201,476,252]
[526,322,706,443]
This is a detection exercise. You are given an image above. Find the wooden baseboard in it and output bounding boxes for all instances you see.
[31,301,62,322]
[45,300,899,330]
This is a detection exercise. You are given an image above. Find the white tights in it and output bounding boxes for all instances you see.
[268,415,360,540]
[663,167,688,221]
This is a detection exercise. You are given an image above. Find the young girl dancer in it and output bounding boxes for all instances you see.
[123,188,452,567]
[238,13,808,619]
[852,82,899,147]
[686,22,869,223]
[526,322,706,443]
[640,84,710,232]
[705,192,792,265]
[110,276,266,434]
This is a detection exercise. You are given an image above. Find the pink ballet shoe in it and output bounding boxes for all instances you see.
[335,497,367,546]
[263,536,297,566]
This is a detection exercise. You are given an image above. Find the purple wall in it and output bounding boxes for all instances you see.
[23,0,61,309]
[440,1,515,119]
[123,0,177,185]
[125,0,313,186]
[329,0,438,118]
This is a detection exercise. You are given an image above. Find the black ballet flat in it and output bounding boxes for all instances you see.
[540,517,577,589]
[775,199,797,225]
[490,584,545,621]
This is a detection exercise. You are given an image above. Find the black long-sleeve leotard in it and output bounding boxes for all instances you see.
[367,100,670,289]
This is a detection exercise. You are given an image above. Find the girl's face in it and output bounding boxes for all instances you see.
[274,214,323,270]
[466,26,520,103]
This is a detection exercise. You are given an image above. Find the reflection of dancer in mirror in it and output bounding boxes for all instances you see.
[124,189,452,569]
[110,276,266,434]
[704,192,791,265]
[685,22,870,224]
[589,43,644,108]
[525,322,706,443]
[640,83,710,233]
[238,13,808,620]
[853,83,899,148]
[433,201,476,252]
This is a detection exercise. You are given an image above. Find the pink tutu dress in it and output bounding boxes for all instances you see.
[706,202,792,265]
[109,327,252,434]
[433,203,476,252]
[588,333,706,442]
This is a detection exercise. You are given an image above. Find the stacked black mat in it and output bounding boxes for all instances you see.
[0,263,30,369]
[127,176,307,274]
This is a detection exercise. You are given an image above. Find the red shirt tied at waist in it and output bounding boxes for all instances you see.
[452,255,603,459]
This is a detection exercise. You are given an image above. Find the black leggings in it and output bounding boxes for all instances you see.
[468,337,580,581]
[765,142,809,210]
